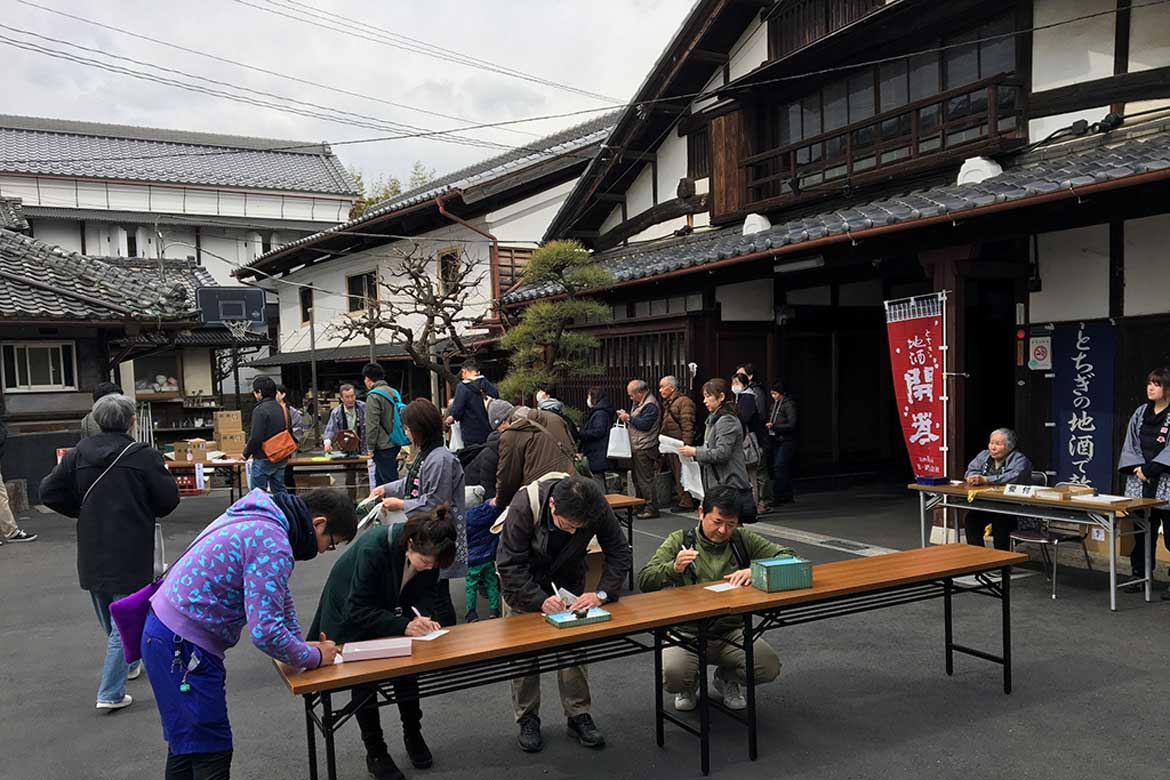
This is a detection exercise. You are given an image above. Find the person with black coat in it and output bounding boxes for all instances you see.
[444,358,499,449]
[310,507,457,780]
[244,376,293,493]
[40,393,180,711]
[578,387,615,488]
[463,399,516,500]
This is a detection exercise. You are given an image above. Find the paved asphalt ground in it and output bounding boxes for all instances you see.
[2,484,1168,780]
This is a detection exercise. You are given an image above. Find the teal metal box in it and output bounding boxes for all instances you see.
[750,556,813,592]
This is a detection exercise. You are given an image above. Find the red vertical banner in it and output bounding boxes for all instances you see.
[884,294,945,478]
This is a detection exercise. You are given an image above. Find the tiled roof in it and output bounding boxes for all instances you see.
[0,197,27,231]
[249,341,427,367]
[20,205,332,233]
[0,228,203,321]
[112,328,270,349]
[245,112,620,267]
[505,120,1170,303]
[0,114,357,195]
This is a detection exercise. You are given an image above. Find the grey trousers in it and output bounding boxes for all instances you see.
[502,597,591,720]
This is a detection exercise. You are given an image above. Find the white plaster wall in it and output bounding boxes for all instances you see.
[1029,225,1110,322]
[626,163,656,216]
[486,178,576,244]
[716,279,773,321]
[1028,107,1110,141]
[31,219,81,253]
[1130,1,1170,71]
[657,131,688,202]
[600,204,623,234]
[630,216,689,244]
[182,348,215,396]
[1032,0,1115,92]
[727,16,768,81]
[1123,214,1170,316]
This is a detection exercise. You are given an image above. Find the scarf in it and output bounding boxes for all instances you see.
[403,442,441,500]
[271,492,319,562]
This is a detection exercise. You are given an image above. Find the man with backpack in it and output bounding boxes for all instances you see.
[637,485,790,712]
[445,358,498,450]
[363,363,409,486]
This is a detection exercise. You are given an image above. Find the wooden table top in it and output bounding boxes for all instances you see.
[606,494,648,509]
[277,585,732,696]
[276,545,1020,697]
[907,482,1165,514]
[714,545,1025,615]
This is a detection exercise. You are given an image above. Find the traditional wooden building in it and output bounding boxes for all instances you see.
[516,0,1170,488]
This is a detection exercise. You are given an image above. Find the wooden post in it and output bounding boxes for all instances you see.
[309,305,320,446]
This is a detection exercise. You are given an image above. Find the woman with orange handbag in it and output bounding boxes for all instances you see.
[243,376,298,494]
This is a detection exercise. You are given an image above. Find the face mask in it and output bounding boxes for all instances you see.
[587,398,594,408]
[536,391,548,403]
[732,384,744,395]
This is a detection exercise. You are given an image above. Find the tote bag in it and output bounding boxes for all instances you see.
[607,423,632,459]
[448,420,465,452]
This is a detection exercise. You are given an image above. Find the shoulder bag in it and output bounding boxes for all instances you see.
[261,403,298,462]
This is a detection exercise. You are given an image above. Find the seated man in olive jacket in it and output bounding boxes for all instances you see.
[638,485,790,713]
[309,507,457,780]
[495,474,632,754]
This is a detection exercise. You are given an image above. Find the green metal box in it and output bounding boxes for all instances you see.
[750,556,813,592]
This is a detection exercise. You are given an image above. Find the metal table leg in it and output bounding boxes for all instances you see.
[1143,511,1153,603]
[653,630,664,748]
[743,613,758,761]
[626,508,635,592]
[920,491,927,547]
[321,690,338,780]
[1001,565,1012,695]
[305,695,318,780]
[944,577,954,676]
[1108,517,1118,612]
[697,620,710,776]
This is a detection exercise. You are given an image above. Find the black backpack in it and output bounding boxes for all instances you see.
[681,527,749,583]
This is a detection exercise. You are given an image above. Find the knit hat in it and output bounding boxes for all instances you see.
[487,399,517,429]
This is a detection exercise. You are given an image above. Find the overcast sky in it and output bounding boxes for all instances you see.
[4,0,693,188]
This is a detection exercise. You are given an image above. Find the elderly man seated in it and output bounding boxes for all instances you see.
[637,485,790,712]
[963,427,1033,550]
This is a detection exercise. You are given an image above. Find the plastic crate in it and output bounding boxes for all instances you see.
[750,556,813,592]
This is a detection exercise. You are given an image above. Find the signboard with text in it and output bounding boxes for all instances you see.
[885,294,946,478]
[1052,321,1115,489]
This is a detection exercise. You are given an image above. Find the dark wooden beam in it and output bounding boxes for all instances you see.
[691,49,729,65]
[568,230,600,240]
[620,150,658,162]
[677,100,741,135]
[595,193,626,203]
[1113,0,1133,113]
[594,194,711,251]
[1109,220,1125,317]
[729,0,771,7]
[1029,66,1170,118]
[648,102,691,114]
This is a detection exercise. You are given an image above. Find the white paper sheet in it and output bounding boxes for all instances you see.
[658,434,683,455]
[704,582,740,592]
[680,455,703,499]
[333,653,345,664]
[410,630,449,642]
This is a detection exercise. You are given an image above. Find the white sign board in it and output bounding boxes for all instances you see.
[1003,484,1037,498]
[1027,336,1052,370]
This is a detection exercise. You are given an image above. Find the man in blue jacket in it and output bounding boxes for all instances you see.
[445,359,498,450]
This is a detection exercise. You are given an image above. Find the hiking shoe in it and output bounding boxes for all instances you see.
[566,713,605,748]
[517,715,544,753]
[673,687,698,712]
[366,752,405,780]
[465,610,480,623]
[127,662,143,681]
[403,728,433,769]
[96,694,132,711]
[712,669,746,710]
[5,529,37,543]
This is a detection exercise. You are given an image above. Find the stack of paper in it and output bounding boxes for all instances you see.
[342,638,412,662]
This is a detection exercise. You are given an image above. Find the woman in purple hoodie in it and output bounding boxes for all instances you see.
[141,488,357,780]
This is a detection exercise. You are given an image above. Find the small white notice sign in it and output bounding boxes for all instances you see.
[1003,484,1037,498]
[1028,336,1052,370]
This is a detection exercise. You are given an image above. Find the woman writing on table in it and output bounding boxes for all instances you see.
[368,399,467,627]
[310,505,457,780]
[141,488,357,780]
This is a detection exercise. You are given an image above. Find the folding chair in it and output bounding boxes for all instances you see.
[1009,475,1092,599]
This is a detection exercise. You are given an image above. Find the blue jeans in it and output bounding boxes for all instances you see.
[248,458,287,494]
[372,446,400,486]
[91,590,129,704]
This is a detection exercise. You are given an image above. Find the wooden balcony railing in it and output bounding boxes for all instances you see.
[768,0,889,60]
[742,74,1024,211]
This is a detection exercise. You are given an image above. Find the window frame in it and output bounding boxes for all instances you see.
[687,126,711,179]
[346,270,378,313]
[437,247,461,295]
[299,286,314,325]
[1,340,79,393]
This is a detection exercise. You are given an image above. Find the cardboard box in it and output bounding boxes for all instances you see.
[173,438,212,463]
[213,411,242,435]
[217,431,245,453]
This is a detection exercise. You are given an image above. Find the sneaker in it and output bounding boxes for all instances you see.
[95,694,132,711]
[488,609,501,619]
[636,508,660,520]
[5,529,37,543]
[366,752,405,780]
[673,688,698,712]
[517,715,544,753]
[403,728,433,769]
[465,610,480,623]
[712,670,746,710]
[127,662,143,681]
[566,713,605,748]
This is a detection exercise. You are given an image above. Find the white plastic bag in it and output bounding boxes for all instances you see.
[607,422,632,459]
[680,456,704,499]
[448,420,464,452]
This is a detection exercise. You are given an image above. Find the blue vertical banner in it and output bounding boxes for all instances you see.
[1052,321,1116,488]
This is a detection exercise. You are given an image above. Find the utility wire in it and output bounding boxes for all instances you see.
[235,0,621,103]
[3,0,1167,167]
[13,0,539,138]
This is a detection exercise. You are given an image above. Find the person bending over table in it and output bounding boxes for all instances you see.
[495,474,632,754]
[963,428,1033,550]
[638,484,789,712]
[142,488,356,780]
[369,398,467,627]
[309,505,457,780]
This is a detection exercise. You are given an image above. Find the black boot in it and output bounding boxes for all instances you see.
[403,726,433,769]
[366,752,405,780]
[517,714,544,753]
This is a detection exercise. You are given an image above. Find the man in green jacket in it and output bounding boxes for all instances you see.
[363,363,406,486]
[309,510,456,780]
[638,485,790,712]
